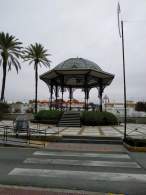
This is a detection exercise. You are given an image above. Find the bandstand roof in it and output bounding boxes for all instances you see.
[40,58,114,88]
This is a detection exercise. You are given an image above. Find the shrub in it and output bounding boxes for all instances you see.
[0,102,10,120]
[125,137,146,147]
[34,110,63,123]
[14,108,21,113]
[26,108,33,113]
[81,111,118,126]
[135,101,146,112]
[0,102,9,113]
[0,112,2,120]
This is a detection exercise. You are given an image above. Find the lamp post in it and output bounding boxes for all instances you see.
[117,3,127,140]
[121,20,127,141]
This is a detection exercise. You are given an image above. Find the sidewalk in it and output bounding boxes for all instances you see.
[46,142,126,153]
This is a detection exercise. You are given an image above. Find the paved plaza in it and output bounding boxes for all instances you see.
[0,120,146,139]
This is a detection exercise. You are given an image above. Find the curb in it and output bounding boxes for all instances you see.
[0,185,125,195]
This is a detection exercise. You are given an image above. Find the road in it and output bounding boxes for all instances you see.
[0,145,146,194]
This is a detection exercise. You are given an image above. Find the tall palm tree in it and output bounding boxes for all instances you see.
[0,32,23,101]
[23,43,51,113]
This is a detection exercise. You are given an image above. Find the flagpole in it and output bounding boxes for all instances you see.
[121,20,127,140]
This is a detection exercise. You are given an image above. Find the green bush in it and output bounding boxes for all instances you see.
[0,102,9,113]
[34,110,63,123]
[0,102,10,120]
[125,137,146,147]
[81,111,118,126]
[0,112,2,120]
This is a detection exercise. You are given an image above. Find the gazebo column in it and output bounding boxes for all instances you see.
[84,88,88,110]
[86,88,90,111]
[99,81,104,112]
[61,76,64,110]
[55,84,58,110]
[50,84,53,110]
[61,88,64,110]
[84,75,88,111]
[69,87,72,110]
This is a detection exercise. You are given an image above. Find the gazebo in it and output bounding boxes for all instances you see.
[40,58,114,111]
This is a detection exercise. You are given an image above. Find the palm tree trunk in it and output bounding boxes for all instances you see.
[35,62,38,113]
[0,61,7,102]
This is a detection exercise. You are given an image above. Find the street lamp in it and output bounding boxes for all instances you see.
[117,2,127,140]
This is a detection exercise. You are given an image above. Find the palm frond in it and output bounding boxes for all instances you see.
[23,42,51,69]
[0,32,23,73]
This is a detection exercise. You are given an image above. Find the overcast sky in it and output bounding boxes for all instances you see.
[0,0,146,103]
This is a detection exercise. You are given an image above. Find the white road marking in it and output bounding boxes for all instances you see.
[33,151,130,159]
[9,168,146,182]
[24,158,140,168]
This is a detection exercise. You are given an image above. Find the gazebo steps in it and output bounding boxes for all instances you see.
[59,125,81,127]
[58,111,81,127]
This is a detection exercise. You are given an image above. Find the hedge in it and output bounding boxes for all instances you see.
[125,137,146,147]
[34,110,63,124]
[81,111,118,126]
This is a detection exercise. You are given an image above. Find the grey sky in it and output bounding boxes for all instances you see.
[0,0,146,103]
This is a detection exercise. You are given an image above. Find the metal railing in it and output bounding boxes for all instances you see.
[0,124,58,147]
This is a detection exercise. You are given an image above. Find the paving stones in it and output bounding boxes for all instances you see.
[60,128,81,136]
[0,120,146,140]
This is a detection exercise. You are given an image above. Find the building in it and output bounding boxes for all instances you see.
[9,99,96,113]
[9,102,31,113]
[104,101,146,117]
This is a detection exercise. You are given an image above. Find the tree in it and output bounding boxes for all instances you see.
[135,102,146,112]
[23,43,51,113]
[0,32,23,101]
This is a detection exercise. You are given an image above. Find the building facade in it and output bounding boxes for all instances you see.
[104,101,146,117]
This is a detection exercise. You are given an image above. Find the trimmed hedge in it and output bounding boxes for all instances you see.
[81,111,118,126]
[125,137,146,147]
[34,110,63,124]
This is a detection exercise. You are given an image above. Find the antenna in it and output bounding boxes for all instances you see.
[117,2,122,38]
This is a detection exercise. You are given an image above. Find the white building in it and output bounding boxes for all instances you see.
[104,101,146,117]
[10,102,31,113]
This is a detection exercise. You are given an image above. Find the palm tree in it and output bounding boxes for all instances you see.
[23,43,51,113]
[0,32,23,101]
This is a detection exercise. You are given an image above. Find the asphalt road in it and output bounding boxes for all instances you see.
[0,146,146,195]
